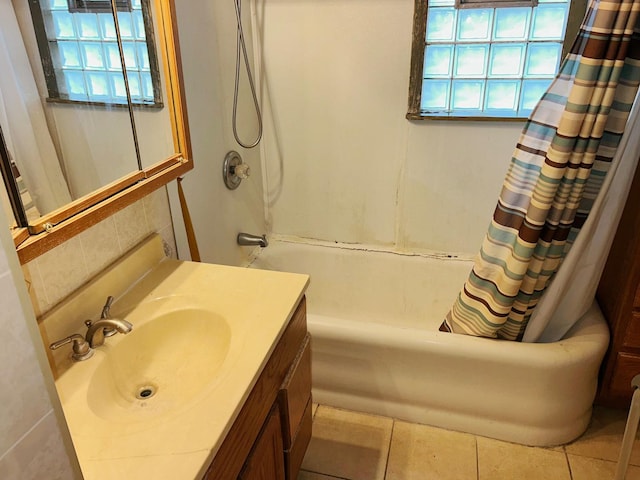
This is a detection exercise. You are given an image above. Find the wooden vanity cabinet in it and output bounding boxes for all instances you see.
[238,405,285,480]
[596,159,640,408]
[203,296,312,480]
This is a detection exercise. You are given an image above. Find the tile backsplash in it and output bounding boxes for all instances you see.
[23,187,176,317]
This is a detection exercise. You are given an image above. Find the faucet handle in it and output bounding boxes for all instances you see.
[101,295,114,319]
[233,163,251,179]
[96,296,119,337]
[49,334,94,361]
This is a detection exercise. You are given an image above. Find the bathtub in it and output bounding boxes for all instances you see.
[248,237,610,446]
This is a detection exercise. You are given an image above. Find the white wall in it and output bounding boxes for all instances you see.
[0,204,80,479]
[258,0,523,256]
[170,0,266,265]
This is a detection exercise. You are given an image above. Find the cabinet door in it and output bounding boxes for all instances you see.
[279,335,312,448]
[285,398,313,480]
[239,405,286,480]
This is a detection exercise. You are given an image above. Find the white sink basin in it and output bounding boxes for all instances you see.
[87,307,231,423]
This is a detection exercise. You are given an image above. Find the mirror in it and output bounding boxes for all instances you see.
[0,0,191,263]
[0,125,27,233]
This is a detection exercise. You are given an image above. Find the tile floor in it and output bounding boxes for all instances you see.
[298,404,640,480]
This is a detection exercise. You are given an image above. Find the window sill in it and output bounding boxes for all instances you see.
[45,97,164,110]
[406,112,528,122]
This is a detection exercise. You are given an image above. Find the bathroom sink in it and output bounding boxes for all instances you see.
[44,235,309,479]
[86,307,231,423]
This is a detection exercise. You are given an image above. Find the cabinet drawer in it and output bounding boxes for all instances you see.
[238,404,285,480]
[284,398,313,480]
[610,352,640,398]
[279,334,312,448]
[623,314,640,348]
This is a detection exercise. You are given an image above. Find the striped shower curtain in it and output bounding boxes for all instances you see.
[441,0,640,341]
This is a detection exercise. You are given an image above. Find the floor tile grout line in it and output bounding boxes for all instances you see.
[383,419,396,480]
[475,434,480,480]
[565,450,640,471]
[565,450,631,463]
[565,450,574,480]
[301,469,351,480]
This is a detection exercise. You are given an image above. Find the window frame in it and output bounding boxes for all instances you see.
[67,0,133,14]
[27,0,163,109]
[406,0,587,121]
[456,0,538,9]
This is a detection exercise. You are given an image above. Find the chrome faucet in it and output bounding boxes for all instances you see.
[237,232,268,247]
[85,295,132,347]
[49,296,133,360]
[85,318,133,348]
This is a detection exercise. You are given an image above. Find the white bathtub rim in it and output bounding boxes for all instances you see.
[308,301,609,367]
[261,234,477,263]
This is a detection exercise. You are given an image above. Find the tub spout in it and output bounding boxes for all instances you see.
[237,232,268,248]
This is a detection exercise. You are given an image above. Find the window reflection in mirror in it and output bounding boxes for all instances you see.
[32,0,175,170]
[2,0,177,223]
[1,0,138,222]
[0,124,26,232]
[127,0,176,169]
[1,0,191,262]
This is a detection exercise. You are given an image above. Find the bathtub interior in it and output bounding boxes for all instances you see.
[249,238,474,330]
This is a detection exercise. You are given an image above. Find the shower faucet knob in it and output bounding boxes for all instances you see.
[234,163,251,179]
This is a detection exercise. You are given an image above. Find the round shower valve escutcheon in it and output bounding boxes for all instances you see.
[223,150,250,190]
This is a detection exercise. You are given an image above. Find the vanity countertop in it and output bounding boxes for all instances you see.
[41,235,309,479]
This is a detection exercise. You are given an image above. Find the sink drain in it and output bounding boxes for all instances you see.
[136,385,157,400]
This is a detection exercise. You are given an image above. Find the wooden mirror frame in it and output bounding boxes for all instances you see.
[12,0,192,264]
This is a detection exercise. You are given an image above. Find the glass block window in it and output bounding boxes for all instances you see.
[408,0,579,119]
[28,0,162,107]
